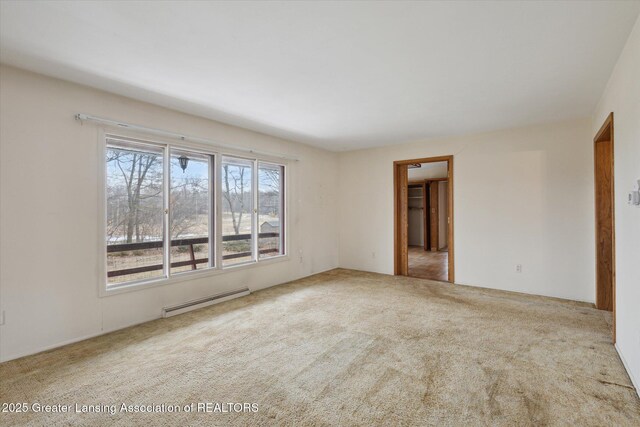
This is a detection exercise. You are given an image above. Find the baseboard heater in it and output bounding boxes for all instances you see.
[162,287,250,318]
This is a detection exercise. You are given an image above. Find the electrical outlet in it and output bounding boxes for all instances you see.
[516,264,522,273]
[372,251,376,259]
[0,311,5,326]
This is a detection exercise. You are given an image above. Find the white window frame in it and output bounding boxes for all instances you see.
[220,155,258,268]
[168,147,217,275]
[98,129,288,297]
[257,161,286,260]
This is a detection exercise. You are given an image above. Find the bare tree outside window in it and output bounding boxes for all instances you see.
[258,163,283,258]
[106,142,164,283]
[221,157,253,266]
[170,151,212,274]
[223,164,247,235]
[103,136,286,288]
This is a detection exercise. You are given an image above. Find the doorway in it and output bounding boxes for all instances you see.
[394,156,454,282]
[594,112,615,342]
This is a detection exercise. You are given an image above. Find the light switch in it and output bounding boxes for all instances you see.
[629,179,640,206]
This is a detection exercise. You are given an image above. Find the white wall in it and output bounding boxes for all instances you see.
[592,16,640,392]
[338,119,595,302]
[0,66,339,362]
[407,161,448,180]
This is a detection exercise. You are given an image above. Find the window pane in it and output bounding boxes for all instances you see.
[106,140,164,285]
[258,163,284,259]
[170,150,212,274]
[221,157,253,266]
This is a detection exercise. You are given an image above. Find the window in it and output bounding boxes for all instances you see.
[170,150,214,274]
[103,134,286,291]
[106,138,165,284]
[221,157,254,266]
[258,163,284,259]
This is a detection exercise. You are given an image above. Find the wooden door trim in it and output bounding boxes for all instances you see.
[594,112,613,143]
[394,163,409,275]
[593,112,615,343]
[394,156,454,282]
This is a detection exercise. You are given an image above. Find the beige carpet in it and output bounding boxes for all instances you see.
[1,269,638,426]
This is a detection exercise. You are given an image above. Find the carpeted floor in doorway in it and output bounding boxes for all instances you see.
[1,268,639,426]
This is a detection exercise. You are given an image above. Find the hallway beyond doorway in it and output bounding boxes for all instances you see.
[408,246,448,281]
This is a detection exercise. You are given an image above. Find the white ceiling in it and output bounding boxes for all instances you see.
[408,162,448,181]
[1,1,639,151]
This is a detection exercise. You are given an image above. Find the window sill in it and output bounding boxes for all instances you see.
[100,254,290,297]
